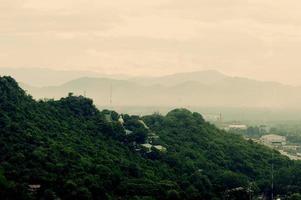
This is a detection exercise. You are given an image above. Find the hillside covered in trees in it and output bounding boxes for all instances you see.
[1,76,301,200]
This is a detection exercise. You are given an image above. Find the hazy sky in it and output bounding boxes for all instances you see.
[1,0,301,85]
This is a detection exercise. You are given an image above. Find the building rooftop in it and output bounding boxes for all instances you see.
[228,124,247,129]
[261,134,286,142]
[153,145,167,152]
[141,143,152,149]
[125,129,133,135]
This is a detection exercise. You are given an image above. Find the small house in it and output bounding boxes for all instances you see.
[153,145,167,152]
[141,143,152,153]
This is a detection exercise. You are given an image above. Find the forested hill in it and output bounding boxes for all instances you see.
[1,76,301,200]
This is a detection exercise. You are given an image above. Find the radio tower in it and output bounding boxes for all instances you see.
[109,83,113,109]
[219,112,223,123]
[108,83,113,122]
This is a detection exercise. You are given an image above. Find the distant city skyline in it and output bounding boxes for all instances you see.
[2,0,301,85]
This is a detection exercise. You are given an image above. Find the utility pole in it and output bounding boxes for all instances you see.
[247,182,255,200]
[271,148,274,200]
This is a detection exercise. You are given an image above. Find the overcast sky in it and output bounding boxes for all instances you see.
[1,0,301,85]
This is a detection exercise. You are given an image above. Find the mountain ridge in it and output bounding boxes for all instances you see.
[22,71,301,109]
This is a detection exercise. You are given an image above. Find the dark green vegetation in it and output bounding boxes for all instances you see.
[1,76,301,199]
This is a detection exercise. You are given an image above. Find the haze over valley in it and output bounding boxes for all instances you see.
[4,68,301,121]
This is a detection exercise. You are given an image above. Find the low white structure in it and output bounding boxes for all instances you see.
[153,145,167,152]
[141,143,152,153]
[28,184,41,192]
[125,129,133,135]
[138,120,150,130]
[141,143,152,149]
[260,134,286,146]
[118,115,124,125]
[228,124,247,130]
[141,144,167,153]
[283,145,300,151]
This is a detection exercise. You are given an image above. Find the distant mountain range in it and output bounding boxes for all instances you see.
[14,69,301,109]
[0,67,130,87]
[129,70,228,86]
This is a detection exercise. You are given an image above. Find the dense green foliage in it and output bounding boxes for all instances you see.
[1,76,301,199]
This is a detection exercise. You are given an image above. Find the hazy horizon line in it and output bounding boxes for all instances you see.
[0,66,297,87]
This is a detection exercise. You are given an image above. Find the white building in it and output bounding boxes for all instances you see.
[141,144,167,153]
[153,145,167,152]
[260,134,286,146]
[228,124,247,130]
[141,143,152,153]
[118,115,124,125]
